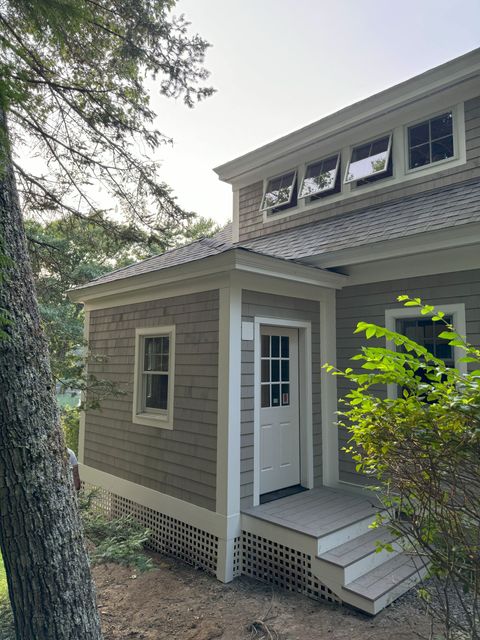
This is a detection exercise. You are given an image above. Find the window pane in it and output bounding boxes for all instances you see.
[271,359,280,382]
[431,137,454,163]
[346,136,391,182]
[262,171,296,209]
[281,336,289,358]
[299,155,339,198]
[409,143,430,169]
[144,336,169,372]
[261,335,270,357]
[281,359,289,382]
[431,113,452,140]
[271,335,280,358]
[261,360,270,382]
[281,384,290,406]
[144,374,168,410]
[271,384,280,407]
[409,122,429,147]
[261,384,270,408]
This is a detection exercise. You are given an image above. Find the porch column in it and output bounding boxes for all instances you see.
[216,280,242,582]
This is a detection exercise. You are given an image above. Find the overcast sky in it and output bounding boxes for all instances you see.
[150,0,480,225]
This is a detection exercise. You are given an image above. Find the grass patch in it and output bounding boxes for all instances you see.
[0,554,13,639]
[0,554,7,600]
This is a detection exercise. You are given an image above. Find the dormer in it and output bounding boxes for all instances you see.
[214,48,480,243]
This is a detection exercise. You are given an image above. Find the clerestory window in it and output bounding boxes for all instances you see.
[344,135,392,184]
[299,154,340,199]
[260,170,297,212]
[407,112,454,170]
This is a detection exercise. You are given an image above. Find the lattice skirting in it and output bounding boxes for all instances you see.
[82,483,339,603]
[242,531,341,605]
[83,482,219,576]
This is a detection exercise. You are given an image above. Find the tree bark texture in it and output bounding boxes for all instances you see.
[0,107,103,638]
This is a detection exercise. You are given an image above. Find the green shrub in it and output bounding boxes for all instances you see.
[327,295,480,638]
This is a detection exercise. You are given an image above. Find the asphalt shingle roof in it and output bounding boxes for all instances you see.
[73,179,480,292]
[241,179,480,260]
[74,236,234,289]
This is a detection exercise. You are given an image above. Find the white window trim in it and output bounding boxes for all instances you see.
[385,304,467,399]
[344,133,393,184]
[133,326,176,429]
[261,102,466,225]
[259,169,297,212]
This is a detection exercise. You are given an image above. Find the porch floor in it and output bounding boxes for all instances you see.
[242,486,382,538]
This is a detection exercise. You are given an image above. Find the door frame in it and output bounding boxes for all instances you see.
[253,317,313,507]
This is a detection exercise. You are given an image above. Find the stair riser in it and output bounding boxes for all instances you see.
[371,565,429,615]
[317,516,377,554]
[344,542,403,583]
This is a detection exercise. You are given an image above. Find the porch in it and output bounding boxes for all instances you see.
[241,486,426,615]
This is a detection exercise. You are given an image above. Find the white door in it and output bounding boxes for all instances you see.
[259,326,300,495]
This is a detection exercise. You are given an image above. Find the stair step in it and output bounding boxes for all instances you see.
[318,526,397,568]
[343,552,426,602]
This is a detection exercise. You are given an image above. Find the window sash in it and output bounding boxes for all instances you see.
[138,333,171,415]
[344,135,392,183]
[260,171,297,211]
[299,154,340,198]
[407,112,454,170]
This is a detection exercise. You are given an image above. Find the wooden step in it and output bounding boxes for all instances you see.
[342,553,427,614]
[317,526,400,582]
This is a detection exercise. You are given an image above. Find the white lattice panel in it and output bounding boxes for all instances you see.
[241,531,341,604]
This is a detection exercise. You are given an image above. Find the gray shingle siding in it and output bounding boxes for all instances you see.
[85,289,219,511]
[336,269,480,484]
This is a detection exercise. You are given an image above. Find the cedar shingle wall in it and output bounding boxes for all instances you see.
[336,270,480,484]
[84,289,219,511]
[238,97,480,241]
[240,291,321,509]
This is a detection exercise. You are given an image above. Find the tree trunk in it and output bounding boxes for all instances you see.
[0,108,103,638]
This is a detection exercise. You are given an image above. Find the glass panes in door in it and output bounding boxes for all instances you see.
[261,334,291,408]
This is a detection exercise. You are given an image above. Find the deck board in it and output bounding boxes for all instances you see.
[242,487,382,538]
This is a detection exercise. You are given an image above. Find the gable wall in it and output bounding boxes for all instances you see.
[240,291,321,509]
[336,269,480,485]
[238,96,480,242]
[84,289,219,511]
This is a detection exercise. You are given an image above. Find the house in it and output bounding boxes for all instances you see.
[69,48,480,614]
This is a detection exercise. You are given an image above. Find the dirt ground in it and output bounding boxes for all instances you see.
[94,552,435,640]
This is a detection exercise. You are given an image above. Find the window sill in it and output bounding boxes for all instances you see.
[132,412,174,430]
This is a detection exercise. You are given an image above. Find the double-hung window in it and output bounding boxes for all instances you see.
[299,154,340,199]
[345,135,392,184]
[133,326,175,428]
[407,111,454,170]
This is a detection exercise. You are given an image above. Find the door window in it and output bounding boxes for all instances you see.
[261,334,291,408]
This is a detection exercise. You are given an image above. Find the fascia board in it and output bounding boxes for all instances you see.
[300,222,480,269]
[68,248,347,305]
[68,251,238,303]
[214,50,480,184]
[233,249,347,289]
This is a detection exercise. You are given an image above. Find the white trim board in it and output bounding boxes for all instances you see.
[80,463,240,540]
[252,317,314,507]
[216,282,242,521]
[385,303,467,398]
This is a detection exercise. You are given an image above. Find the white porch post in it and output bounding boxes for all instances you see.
[216,280,242,582]
[320,289,339,487]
